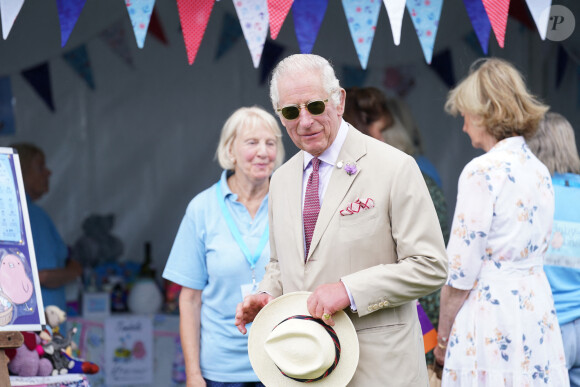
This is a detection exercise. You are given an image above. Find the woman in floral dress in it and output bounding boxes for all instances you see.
[434,58,569,386]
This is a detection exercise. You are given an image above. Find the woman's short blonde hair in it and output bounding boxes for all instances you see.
[445,58,549,141]
[216,106,285,171]
[527,112,580,175]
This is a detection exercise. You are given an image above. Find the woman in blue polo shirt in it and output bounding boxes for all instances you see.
[163,106,284,387]
[528,112,580,387]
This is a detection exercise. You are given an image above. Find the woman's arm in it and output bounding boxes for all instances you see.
[434,285,470,366]
[179,287,206,387]
[38,258,82,288]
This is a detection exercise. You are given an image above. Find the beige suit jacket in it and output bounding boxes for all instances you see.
[260,126,448,386]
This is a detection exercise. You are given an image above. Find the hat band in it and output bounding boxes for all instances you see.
[271,315,341,383]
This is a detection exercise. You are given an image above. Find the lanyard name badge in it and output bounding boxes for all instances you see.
[216,182,269,299]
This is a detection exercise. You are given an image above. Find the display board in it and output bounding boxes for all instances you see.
[0,147,45,331]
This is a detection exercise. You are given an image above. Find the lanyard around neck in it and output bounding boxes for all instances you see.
[215,182,269,271]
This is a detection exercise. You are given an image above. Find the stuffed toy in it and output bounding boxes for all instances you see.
[6,331,53,376]
[42,305,99,375]
[73,214,123,267]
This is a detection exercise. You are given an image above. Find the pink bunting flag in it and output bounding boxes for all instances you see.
[99,19,134,68]
[233,0,269,68]
[0,0,25,40]
[406,0,444,64]
[342,0,382,70]
[125,0,156,49]
[268,0,294,39]
[481,0,510,48]
[382,0,406,46]
[525,0,551,40]
[177,0,215,65]
[56,0,88,47]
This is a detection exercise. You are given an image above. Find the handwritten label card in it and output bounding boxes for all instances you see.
[105,316,153,386]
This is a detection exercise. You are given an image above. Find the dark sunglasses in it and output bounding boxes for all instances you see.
[277,99,329,120]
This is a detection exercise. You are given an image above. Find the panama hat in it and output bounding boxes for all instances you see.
[248,291,359,386]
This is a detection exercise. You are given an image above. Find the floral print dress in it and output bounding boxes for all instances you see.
[443,137,569,387]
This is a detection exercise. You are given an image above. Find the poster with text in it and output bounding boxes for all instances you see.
[0,147,45,331]
[104,315,153,386]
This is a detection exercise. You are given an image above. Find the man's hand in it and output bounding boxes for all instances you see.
[307,282,350,326]
[235,293,274,334]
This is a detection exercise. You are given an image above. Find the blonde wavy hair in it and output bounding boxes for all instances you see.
[215,106,285,171]
[527,112,580,175]
[445,58,549,140]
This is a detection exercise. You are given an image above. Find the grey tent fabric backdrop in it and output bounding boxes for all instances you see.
[0,0,578,273]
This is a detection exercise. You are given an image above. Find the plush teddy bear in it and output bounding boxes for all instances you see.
[73,214,124,268]
[6,331,53,376]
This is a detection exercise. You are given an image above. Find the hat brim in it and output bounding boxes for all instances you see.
[248,291,359,386]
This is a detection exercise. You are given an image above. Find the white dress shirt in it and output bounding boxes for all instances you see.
[301,120,357,311]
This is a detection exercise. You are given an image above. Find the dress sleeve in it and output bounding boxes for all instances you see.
[446,160,495,290]
[162,196,208,290]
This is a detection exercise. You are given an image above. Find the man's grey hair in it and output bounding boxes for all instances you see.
[269,54,342,113]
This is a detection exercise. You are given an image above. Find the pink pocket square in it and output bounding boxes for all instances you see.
[340,198,375,216]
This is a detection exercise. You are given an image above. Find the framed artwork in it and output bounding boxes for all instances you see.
[0,147,45,330]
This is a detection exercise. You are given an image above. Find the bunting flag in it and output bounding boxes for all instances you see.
[383,65,416,97]
[99,19,134,68]
[342,0,382,70]
[148,8,168,45]
[406,0,444,64]
[341,65,368,88]
[125,0,156,49]
[556,44,568,89]
[268,0,294,40]
[417,301,437,354]
[481,0,510,48]
[293,0,329,54]
[63,45,95,90]
[260,40,285,84]
[463,0,491,55]
[0,77,16,135]
[177,0,214,65]
[21,63,54,111]
[0,0,25,40]
[233,0,269,68]
[464,31,486,56]
[215,12,244,60]
[382,0,405,46]
[430,49,455,88]
[525,0,551,40]
[56,0,88,47]
[509,0,536,32]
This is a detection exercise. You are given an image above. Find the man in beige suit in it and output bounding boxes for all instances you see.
[235,54,447,386]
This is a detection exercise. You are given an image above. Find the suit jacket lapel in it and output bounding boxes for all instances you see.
[283,152,306,261]
[308,126,367,259]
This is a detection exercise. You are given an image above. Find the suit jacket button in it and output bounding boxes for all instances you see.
[379,301,385,308]
[367,306,373,312]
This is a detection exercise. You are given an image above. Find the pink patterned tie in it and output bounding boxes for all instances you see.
[304,157,320,259]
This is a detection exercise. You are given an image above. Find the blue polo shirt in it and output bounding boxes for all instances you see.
[26,196,68,311]
[543,173,580,325]
[162,171,269,382]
